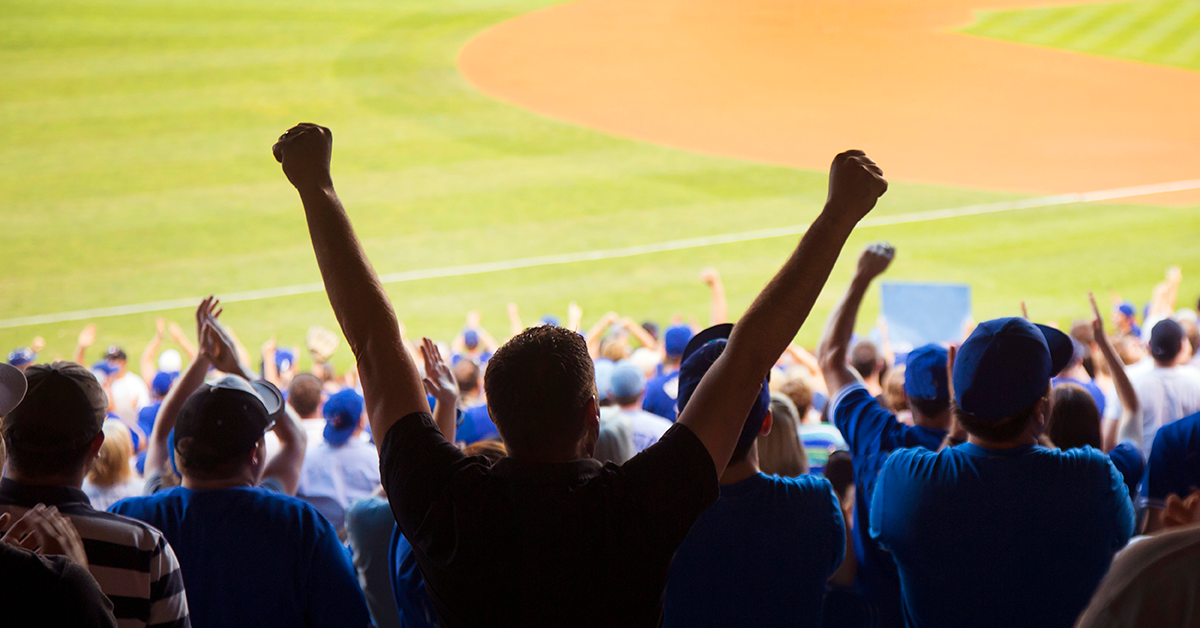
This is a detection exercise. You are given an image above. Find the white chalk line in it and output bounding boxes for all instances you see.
[3,177,1198,330]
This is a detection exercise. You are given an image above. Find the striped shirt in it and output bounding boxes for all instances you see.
[0,479,190,628]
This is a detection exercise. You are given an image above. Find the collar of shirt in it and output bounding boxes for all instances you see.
[956,442,1040,458]
[490,456,605,486]
[0,478,92,508]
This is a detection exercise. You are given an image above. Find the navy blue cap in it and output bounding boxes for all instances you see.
[904,344,949,402]
[1149,319,1184,362]
[323,388,364,446]
[463,329,480,350]
[677,324,770,456]
[175,376,283,462]
[953,317,1073,422]
[663,325,694,358]
[7,348,35,368]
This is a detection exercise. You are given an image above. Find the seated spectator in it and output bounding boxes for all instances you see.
[0,361,190,627]
[112,297,369,627]
[870,316,1135,628]
[782,377,846,476]
[296,389,381,531]
[817,242,951,628]
[664,325,844,627]
[642,324,693,421]
[604,361,673,453]
[81,421,144,511]
[274,124,886,625]
[758,393,809,477]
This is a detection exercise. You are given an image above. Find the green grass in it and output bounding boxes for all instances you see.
[961,0,1200,71]
[1,0,1197,371]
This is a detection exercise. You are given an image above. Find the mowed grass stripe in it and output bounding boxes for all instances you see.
[1115,0,1200,56]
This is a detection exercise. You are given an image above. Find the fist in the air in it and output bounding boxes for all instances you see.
[826,150,888,222]
[856,242,895,280]
[273,123,334,192]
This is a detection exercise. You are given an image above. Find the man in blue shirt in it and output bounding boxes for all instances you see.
[1144,410,1200,532]
[817,242,951,628]
[870,317,1135,628]
[642,325,693,421]
[112,300,370,628]
[664,325,845,628]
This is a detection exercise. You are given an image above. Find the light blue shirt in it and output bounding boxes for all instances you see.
[297,438,381,530]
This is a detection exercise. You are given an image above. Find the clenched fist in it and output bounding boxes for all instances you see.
[856,242,895,281]
[825,150,888,223]
[273,123,334,192]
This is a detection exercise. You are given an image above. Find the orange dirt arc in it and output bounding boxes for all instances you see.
[458,0,1200,202]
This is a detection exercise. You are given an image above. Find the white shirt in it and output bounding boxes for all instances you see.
[296,438,381,531]
[109,372,150,426]
[1131,365,1200,458]
[612,407,673,453]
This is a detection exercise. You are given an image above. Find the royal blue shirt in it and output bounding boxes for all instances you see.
[1147,410,1200,509]
[1051,377,1107,417]
[389,530,439,628]
[830,384,946,627]
[663,473,845,628]
[456,404,498,444]
[111,486,370,628]
[642,371,680,421]
[870,443,1135,628]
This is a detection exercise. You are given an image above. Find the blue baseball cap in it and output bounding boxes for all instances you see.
[7,347,35,367]
[151,371,176,397]
[593,359,615,401]
[663,325,694,358]
[610,361,647,398]
[1117,302,1137,319]
[539,314,561,327]
[463,329,480,350]
[677,324,770,456]
[323,388,364,446]
[904,344,949,402]
[276,349,295,372]
[91,360,118,379]
[953,317,1073,422]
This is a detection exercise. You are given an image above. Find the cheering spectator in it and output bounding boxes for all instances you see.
[1114,301,1141,339]
[275,122,885,625]
[296,388,380,531]
[6,336,42,372]
[451,311,501,366]
[663,324,844,627]
[817,242,951,628]
[642,324,693,421]
[757,393,809,477]
[605,361,673,453]
[452,359,498,444]
[111,296,368,627]
[0,361,190,628]
[869,316,1135,628]
[1131,318,1200,457]
[288,373,327,445]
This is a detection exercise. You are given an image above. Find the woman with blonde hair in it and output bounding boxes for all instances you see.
[82,420,143,511]
[758,393,809,477]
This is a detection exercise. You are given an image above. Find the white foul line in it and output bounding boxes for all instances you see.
[2,177,1197,330]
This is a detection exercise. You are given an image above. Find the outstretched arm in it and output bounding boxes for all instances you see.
[419,338,459,442]
[73,324,96,367]
[1090,292,1141,452]
[274,124,430,452]
[140,318,165,386]
[678,151,888,476]
[167,321,198,363]
[700,268,729,326]
[817,242,895,394]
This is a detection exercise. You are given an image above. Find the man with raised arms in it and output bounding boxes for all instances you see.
[272,122,886,626]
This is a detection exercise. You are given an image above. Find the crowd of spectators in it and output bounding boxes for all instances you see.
[1,127,1198,627]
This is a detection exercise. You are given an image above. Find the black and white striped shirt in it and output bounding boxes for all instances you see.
[0,479,190,628]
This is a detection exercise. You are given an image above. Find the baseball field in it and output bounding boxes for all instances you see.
[2,0,1198,369]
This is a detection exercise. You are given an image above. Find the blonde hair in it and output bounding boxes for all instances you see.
[883,367,908,412]
[759,394,808,477]
[87,422,134,488]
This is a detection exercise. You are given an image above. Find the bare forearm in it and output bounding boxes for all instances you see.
[432,400,457,442]
[263,410,307,495]
[147,354,210,474]
[140,335,162,385]
[709,280,728,326]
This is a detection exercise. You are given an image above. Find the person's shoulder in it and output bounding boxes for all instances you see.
[767,473,836,499]
[1153,411,1200,446]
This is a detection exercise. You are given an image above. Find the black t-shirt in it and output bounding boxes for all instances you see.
[0,541,118,628]
[381,412,719,627]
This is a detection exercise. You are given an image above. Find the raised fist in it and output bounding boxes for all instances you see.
[856,242,895,280]
[77,324,97,349]
[826,150,888,223]
[273,123,334,192]
[699,268,720,287]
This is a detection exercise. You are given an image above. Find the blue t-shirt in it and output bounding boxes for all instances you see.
[830,384,946,627]
[389,529,439,628]
[111,486,370,628]
[870,443,1135,628]
[642,371,680,421]
[1147,410,1200,509]
[456,404,498,444]
[1051,376,1107,417]
[663,473,845,628]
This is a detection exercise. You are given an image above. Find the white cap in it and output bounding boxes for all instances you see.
[159,349,183,373]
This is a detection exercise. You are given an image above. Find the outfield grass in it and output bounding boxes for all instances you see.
[1,0,1197,371]
[962,0,1200,71]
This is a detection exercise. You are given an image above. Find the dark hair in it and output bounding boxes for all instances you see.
[954,397,1040,443]
[175,441,253,480]
[484,326,596,457]
[288,374,323,417]
[779,378,813,416]
[454,360,481,396]
[2,430,94,478]
[824,450,854,502]
[910,396,951,421]
[612,394,640,408]
[1045,384,1102,450]
[850,341,879,378]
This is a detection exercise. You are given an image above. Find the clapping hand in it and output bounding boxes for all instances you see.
[419,338,458,406]
[826,150,888,222]
[0,505,90,568]
[77,324,97,350]
[195,296,244,376]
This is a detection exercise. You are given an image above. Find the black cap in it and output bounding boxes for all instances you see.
[1150,319,1184,362]
[2,362,107,453]
[175,377,283,464]
[103,346,127,362]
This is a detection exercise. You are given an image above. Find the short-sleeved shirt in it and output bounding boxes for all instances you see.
[870,443,1135,628]
[381,412,719,627]
[798,423,847,476]
[1131,365,1200,458]
[611,407,673,453]
[0,479,189,628]
[662,473,845,628]
[296,439,381,530]
[389,530,439,628]
[1052,376,1107,416]
[1146,410,1200,509]
[829,384,946,627]
[642,371,680,421]
[111,486,370,628]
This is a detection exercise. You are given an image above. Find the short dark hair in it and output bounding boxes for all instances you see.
[288,373,323,417]
[850,341,879,378]
[454,360,481,396]
[484,326,596,457]
[2,429,94,478]
[779,379,813,416]
[953,396,1040,443]
[824,450,854,503]
[910,396,950,421]
[176,440,254,480]
[1045,384,1102,450]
